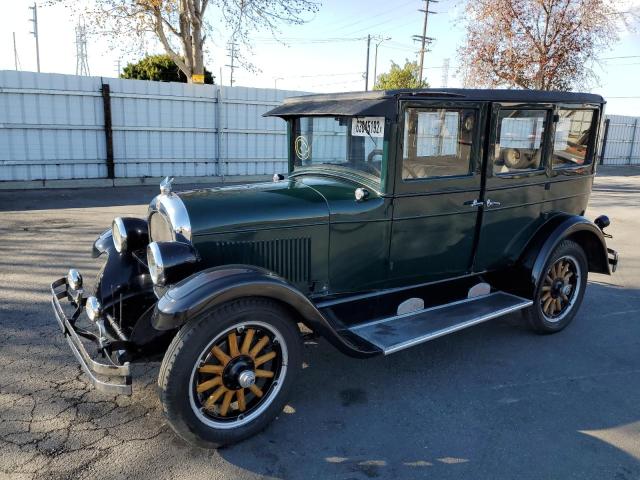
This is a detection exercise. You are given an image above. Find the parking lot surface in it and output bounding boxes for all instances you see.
[1,167,639,480]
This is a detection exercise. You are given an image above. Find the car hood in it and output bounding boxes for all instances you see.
[177,178,330,236]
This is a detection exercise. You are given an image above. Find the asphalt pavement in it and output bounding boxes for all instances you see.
[1,167,639,480]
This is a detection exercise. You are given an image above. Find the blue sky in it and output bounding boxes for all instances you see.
[1,0,639,115]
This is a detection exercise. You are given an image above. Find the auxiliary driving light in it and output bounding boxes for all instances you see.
[85,296,103,321]
[67,269,83,290]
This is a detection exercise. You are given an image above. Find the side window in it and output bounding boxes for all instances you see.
[553,109,595,168]
[402,108,476,180]
[494,109,547,174]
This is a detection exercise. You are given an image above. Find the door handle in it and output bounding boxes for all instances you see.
[486,199,501,208]
[464,199,484,208]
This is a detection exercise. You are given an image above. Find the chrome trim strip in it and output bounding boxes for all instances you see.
[315,272,488,309]
[148,192,192,242]
[382,299,532,355]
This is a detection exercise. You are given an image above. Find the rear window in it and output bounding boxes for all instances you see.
[494,109,547,174]
[552,109,595,168]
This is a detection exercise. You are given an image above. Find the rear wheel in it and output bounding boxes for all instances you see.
[158,298,302,448]
[524,240,588,333]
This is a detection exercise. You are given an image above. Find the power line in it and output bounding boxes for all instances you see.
[323,0,415,36]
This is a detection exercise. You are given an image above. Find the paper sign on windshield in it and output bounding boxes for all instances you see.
[352,117,385,138]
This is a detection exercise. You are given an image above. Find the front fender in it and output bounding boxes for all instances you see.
[152,265,380,358]
[91,230,156,331]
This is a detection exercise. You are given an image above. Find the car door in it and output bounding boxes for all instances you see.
[474,103,553,271]
[388,101,486,286]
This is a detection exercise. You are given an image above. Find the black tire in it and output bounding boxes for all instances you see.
[158,297,302,448]
[523,240,588,334]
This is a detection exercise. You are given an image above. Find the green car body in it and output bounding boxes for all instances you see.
[51,89,618,426]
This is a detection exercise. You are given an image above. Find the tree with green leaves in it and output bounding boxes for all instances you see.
[374,60,429,90]
[121,54,215,84]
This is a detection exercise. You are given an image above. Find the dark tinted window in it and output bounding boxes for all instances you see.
[402,108,476,180]
[494,110,547,174]
[552,109,595,168]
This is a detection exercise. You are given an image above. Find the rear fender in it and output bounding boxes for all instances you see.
[152,265,380,358]
[521,214,610,291]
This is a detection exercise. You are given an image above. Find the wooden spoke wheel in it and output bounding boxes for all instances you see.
[189,321,287,428]
[539,254,581,323]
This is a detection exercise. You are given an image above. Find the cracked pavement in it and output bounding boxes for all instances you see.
[1,168,639,480]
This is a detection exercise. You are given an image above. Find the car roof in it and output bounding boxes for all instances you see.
[264,88,605,118]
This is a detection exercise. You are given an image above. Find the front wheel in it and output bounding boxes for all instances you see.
[523,240,588,333]
[158,298,302,448]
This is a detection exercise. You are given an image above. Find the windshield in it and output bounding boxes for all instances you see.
[291,116,386,187]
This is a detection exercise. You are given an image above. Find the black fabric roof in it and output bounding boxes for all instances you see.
[264,88,605,118]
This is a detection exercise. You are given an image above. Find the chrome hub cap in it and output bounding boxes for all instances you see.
[238,370,256,388]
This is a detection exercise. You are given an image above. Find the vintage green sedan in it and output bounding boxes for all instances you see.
[51,88,618,448]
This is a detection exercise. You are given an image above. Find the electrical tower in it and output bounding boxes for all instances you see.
[441,58,450,88]
[225,42,238,86]
[75,17,90,76]
[412,0,437,86]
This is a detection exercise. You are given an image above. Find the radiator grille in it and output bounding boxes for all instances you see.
[210,238,311,284]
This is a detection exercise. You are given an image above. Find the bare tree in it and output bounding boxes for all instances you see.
[53,0,318,82]
[458,0,635,90]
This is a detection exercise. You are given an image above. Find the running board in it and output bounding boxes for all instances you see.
[348,292,532,355]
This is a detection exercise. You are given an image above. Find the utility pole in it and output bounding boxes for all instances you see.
[28,3,40,73]
[225,43,238,87]
[373,36,391,88]
[13,32,19,71]
[413,0,437,86]
[441,58,450,88]
[114,59,121,77]
[364,34,371,91]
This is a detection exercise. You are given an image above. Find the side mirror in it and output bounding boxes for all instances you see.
[594,215,610,231]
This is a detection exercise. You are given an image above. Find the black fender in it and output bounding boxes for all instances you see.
[152,265,381,358]
[91,230,157,340]
[520,214,611,292]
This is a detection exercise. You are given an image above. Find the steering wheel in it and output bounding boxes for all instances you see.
[367,149,384,163]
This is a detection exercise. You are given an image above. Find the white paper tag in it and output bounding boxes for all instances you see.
[351,117,385,138]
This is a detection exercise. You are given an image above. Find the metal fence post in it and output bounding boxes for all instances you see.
[599,118,610,165]
[101,83,115,179]
[630,117,639,165]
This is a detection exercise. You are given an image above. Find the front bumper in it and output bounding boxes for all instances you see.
[608,248,619,273]
[51,277,132,395]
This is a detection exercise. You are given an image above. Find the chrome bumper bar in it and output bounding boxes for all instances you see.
[50,277,132,395]
[608,248,619,273]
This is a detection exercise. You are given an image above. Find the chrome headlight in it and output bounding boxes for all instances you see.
[112,217,127,253]
[111,217,149,253]
[147,241,198,286]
